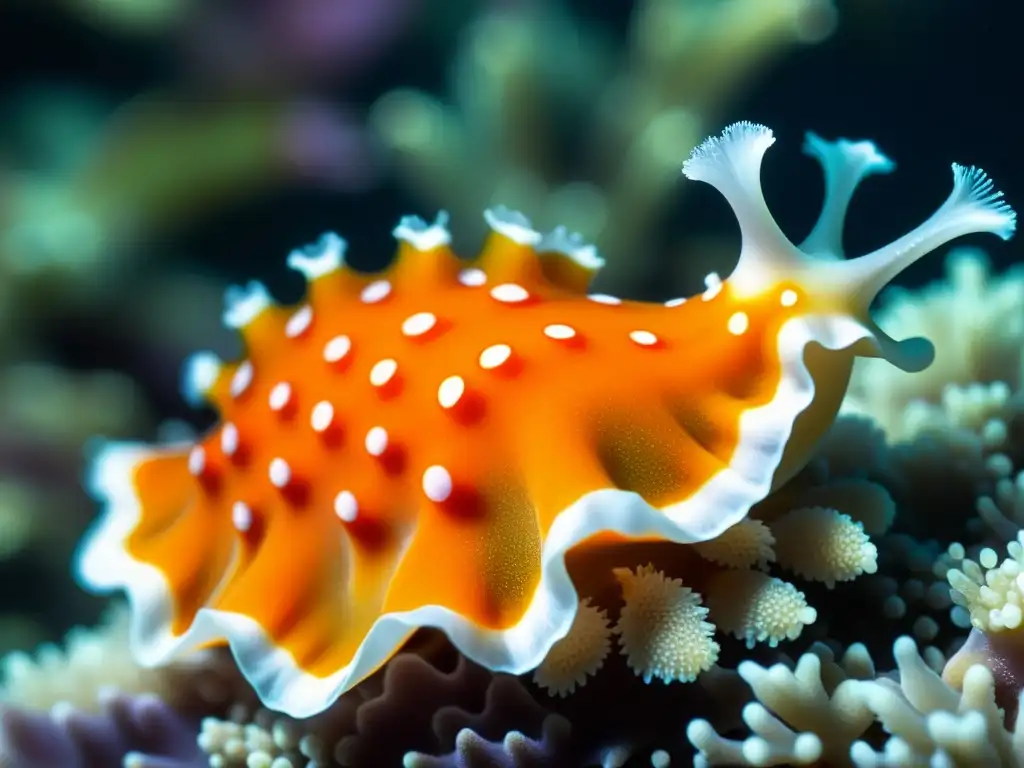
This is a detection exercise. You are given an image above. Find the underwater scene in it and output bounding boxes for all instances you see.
[1,1,1023,766]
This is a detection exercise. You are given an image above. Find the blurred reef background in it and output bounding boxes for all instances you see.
[1,0,1024,766]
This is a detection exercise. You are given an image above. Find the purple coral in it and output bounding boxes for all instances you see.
[0,691,202,768]
[403,714,573,768]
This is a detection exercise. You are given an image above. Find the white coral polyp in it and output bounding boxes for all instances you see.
[705,570,817,648]
[613,564,719,684]
[0,605,206,714]
[947,531,1024,632]
[197,706,304,768]
[842,248,1024,440]
[771,506,878,588]
[532,598,612,697]
[691,519,776,570]
[689,638,1022,768]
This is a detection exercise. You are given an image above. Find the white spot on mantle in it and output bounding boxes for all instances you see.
[544,324,576,340]
[727,312,749,335]
[458,268,487,287]
[365,427,388,456]
[285,305,314,338]
[310,401,334,432]
[323,335,352,363]
[361,280,392,304]
[438,376,465,408]
[230,361,254,397]
[479,344,513,370]
[269,382,292,411]
[629,330,659,347]
[402,312,438,338]
[221,423,239,456]
[423,465,453,502]
[269,458,291,488]
[490,283,530,304]
[334,491,359,523]
[232,501,253,532]
[370,359,398,388]
[188,446,206,476]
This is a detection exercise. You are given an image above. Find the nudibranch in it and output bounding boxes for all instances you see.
[75,122,1016,718]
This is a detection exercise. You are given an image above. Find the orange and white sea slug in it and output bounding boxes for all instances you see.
[75,122,1016,717]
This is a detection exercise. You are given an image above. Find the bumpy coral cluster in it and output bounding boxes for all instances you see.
[690,636,1024,767]
[531,496,878,700]
[843,247,1024,450]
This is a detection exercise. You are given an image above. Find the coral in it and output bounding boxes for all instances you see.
[946,533,1024,633]
[197,708,308,768]
[188,650,558,768]
[689,637,1024,767]
[691,519,776,570]
[532,599,613,698]
[771,507,879,588]
[0,690,202,768]
[0,605,251,716]
[613,565,720,685]
[705,570,818,649]
[402,714,573,768]
[843,248,1024,443]
[937,468,1024,636]
[978,471,1024,543]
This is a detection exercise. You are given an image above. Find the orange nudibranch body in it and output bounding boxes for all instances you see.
[75,122,1016,717]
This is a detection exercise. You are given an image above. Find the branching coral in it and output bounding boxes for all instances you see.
[946,533,1024,633]
[935,462,1024,636]
[690,637,1024,767]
